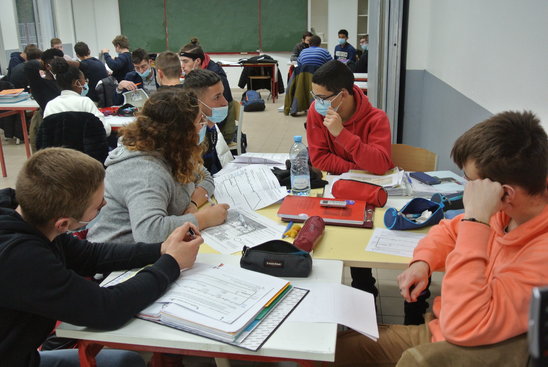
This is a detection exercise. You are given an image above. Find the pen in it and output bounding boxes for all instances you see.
[205,194,215,206]
[134,82,142,86]
[282,221,294,239]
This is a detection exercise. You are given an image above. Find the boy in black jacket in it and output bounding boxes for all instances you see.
[0,148,203,367]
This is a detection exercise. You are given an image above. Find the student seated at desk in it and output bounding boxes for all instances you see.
[306,60,394,318]
[334,29,357,70]
[50,37,73,61]
[183,69,234,175]
[5,45,40,88]
[43,58,111,136]
[179,39,235,144]
[100,35,134,82]
[290,31,313,61]
[23,48,63,111]
[6,44,35,80]
[306,60,393,175]
[0,147,203,367]
[114,48,159,105]
[155,51,184,89]
[74,41,109,103]
[87,88,229,245]
[297,35,333,67]
[331,111,548,367]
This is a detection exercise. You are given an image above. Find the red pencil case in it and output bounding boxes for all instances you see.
[332,179,388,207]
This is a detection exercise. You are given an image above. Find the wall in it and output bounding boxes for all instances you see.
[403,0,548,172]
[310,0,328,44]
[0,0,20,72]
[327,0,358,53]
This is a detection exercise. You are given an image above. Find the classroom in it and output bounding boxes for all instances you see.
[0,1,547,367]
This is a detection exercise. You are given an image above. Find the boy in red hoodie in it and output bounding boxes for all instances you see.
[331,111,548,366]
[306,60,394,175]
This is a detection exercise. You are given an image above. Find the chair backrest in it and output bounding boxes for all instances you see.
[234,101,245,156]
[37,111,108,163]
[391,144,438,172]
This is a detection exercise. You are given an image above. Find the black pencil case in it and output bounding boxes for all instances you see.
[240,240,312,278]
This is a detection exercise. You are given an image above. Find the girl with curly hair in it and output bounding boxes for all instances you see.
[87,88,229,244]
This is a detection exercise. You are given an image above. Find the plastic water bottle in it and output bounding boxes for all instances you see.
[290,136,311,196]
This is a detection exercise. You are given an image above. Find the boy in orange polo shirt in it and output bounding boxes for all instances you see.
[332,110,548,366]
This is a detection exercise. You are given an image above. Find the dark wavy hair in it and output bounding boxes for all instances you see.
[119,88,203,184]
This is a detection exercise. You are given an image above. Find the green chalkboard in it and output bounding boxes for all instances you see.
[261,0,307,51]
[118,0,307,53]
[167,0,259,53]
[119,0,166,52]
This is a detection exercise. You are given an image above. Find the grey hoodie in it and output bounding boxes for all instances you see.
[87,146,214,244]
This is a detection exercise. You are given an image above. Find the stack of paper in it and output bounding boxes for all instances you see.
[409,170,466,197]
[136,263,297,346]
[213,164,288,211]
[215,152,289,177]
[324,169,406,197]
[0,89,30,103]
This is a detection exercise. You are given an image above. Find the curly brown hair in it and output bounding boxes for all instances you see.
[119,88,204,184]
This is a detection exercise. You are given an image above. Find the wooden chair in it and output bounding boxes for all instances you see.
[391,144,438,171]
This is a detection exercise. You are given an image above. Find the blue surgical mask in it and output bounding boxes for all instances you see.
[80,82,89,97]
[313,92,342,116]
[361,44,368,51]
[199,100,228,123]
[137,67,151,79]
[338,38,346,45]
[198,124,207,144]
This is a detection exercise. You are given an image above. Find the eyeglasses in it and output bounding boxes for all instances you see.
[310,90,341,106]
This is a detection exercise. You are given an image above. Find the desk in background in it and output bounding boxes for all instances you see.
[220,62,279,103]
[57,254,342,367]
[0,98,39,159]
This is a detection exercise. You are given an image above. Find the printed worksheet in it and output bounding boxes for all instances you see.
[201,208,286,254]
[213,164,288,211]
[365,228,426,258]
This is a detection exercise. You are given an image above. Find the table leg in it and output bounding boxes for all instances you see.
[19,110,31,158]
[0,138,6,177]
[78,340,104,367]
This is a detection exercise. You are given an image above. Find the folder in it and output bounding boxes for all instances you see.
[277,196,374,228]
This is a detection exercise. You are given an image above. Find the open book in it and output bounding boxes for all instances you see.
[101,262,307,350]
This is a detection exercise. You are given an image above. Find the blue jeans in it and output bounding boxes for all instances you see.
[39,349,146,367]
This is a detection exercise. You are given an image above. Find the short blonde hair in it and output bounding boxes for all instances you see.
[50,37,62,47]
[112,35,129,49]
[16,148,105,227]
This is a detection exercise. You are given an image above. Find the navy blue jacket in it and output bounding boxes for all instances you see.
[6,52,25,80]
[0,188,180,367]
[103,52,133,82]
[113,69,160,106]
[79,57,109,102]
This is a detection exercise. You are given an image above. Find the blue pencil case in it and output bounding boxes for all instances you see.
[384,197,444,230]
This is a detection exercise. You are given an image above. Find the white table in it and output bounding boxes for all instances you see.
[56,254,343,367]
[0,98,40,159]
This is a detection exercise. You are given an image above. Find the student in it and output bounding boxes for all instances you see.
[297,35,333,67]
[290,31,313,61]
[334,29,357,67]
[0,147,203,367]
[183,69,234,175]
[43,58,111,136]
[306,60,392,174]
[74,41,109,103]
[331,110,548,366]
[50,37,72,61]
[355,35,369,73]
[179,39,233,110]
[5,44,36,81]
[101,35,134,82]
[87,88,229,245]
[155,51,184,88]
[114,48,159,105]
[23,48,63,111]
[7,46,42,89]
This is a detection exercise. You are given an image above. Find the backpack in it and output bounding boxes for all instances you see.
[241,90,265,112]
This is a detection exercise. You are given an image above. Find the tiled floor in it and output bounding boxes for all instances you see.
[0,56,442,366]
